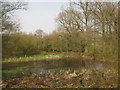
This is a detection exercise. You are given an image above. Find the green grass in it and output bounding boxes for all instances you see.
[3,52,63,63]
[3,67,28,74]
[33,51,48,57]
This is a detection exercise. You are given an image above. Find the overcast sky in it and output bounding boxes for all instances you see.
[14,1,69,34]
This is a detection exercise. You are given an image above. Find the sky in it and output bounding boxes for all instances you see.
[12,0,118,34]
[14,1,69,34]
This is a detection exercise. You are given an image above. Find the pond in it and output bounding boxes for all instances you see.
[2,57,118,80]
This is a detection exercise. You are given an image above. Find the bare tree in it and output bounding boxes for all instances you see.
[1,0,27,33]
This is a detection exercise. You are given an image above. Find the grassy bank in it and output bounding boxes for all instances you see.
[3,52,64,63]
[3,51,117,63]
[2,52,87,63]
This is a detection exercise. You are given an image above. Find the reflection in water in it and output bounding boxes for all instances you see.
[3,58,117,79]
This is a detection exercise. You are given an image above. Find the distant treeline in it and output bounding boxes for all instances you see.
[2,1,118,61]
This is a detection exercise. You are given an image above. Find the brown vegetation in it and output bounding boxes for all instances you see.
[3,69,118,88]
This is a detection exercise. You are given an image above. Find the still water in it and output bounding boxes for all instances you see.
[2,58,117,79]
